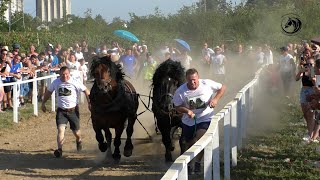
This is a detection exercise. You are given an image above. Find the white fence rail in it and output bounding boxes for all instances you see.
[0,71,84,123]
[162,67,264,180]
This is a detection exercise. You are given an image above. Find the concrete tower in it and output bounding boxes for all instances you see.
[36,0,71,22]
[3,0,24,21]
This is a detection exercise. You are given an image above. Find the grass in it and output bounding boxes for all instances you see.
[231,95,320,180]
[0,100,53,129]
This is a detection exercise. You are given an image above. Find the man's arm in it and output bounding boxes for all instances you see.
[175,106,195,119]
[209,85,226,108]
[290,58,296,76]
[41,90,53,112]
[83,88,91,111]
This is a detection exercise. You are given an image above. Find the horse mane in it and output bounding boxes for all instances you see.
[152,60,185,87]
[90,55,125,82]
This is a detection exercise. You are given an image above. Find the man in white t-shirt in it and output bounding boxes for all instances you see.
[172,68,226,174]
[41,67,91,158]
[279,46,296,95]
[210,46,227,83]
[177,51,192,69]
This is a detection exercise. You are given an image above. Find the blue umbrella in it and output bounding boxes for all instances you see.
[174,39,191,51]
[113,30,139,43]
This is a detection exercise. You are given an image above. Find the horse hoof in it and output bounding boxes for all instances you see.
[112,153,121,160]
[99,143,109,152]
[123,149,133,157]
[165,153,173,162]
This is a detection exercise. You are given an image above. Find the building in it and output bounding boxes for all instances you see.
[2,0,23,21]
[36,0,71,22]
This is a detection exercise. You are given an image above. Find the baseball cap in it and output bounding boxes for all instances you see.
[12,43,20,49]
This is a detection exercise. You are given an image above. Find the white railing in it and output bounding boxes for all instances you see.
[0,71,84,123]
[162,67,264,180]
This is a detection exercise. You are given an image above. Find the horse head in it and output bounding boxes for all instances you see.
[152,60,185,115]
[90,56,124,94]
[94,63,113,93]
[157,77,179,113]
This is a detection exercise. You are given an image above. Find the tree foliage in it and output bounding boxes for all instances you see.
[0,0,319,53]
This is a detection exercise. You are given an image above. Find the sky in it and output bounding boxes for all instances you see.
[23,0,242,22]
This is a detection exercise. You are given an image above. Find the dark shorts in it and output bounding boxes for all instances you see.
[182,121,211,142]
[56,106,80,131]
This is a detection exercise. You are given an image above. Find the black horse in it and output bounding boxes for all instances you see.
[152,59,186,162]
[89,55,139,161]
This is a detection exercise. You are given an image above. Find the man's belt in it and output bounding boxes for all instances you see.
[58,107,76,112]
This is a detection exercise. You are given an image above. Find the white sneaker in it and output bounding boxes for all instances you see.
[302,135,311,142]
[310,139,319,143]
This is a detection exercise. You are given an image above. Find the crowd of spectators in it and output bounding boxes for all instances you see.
[0,41,91,112]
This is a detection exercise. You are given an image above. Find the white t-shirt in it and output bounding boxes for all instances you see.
[257,52,264,64]
[202,48,214,57]
[79,64,88,81]
[178,55,192,69]
[75,52,84,61]
[48,77,86,109]
[173,79,222,126]
[266,50,273,64]
[280,54,294,72]
[210,54,226,75]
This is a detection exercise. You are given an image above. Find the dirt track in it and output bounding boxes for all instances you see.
[0,62,255,180]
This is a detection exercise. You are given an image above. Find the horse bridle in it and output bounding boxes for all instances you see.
[97,77,113,93]
[159,93,174,112]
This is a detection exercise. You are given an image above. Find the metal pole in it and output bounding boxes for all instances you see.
[8,1,11,32]
[22,0,25,31]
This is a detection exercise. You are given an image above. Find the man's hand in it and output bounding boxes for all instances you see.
[209,98,218,108]
[187,110,195,119]
[41,103,47,112]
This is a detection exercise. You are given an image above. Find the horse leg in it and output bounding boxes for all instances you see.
[104,128,112,148]
[179,135,187,155]
[112,126,124,161]
[124,116,136,157]
[157,118,174,162]
[94,125,108,152]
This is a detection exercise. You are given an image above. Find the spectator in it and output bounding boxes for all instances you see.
[38,52,49,101]
[264,44,273,65]
[279,46,295,96]
[177,50,192,70]
[295,58,316,142]
[19,56,34,105]
[141,52,157,86]
[118,48,137,78]
[28,44,39,57]
[9,54,22,106]
[256,46,264,68]
[46,47,59,71]
[57,48,68,67]
[210,46,227,83]
[11,43,20,56]
[79,58,88,85]
[200,43,214,75]
[67,54,81,82]
[2,52,14,110]
[75,45,84,61]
